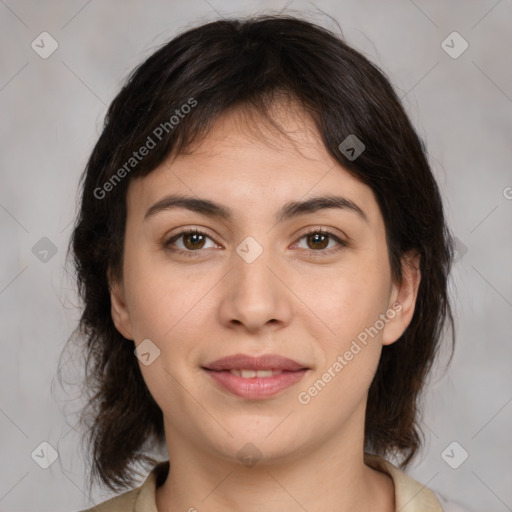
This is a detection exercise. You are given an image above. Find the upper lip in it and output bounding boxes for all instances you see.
[203,354,308,371]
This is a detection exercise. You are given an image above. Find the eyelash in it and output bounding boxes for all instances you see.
[163,227,348,258]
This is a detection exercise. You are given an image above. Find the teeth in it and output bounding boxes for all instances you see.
[229,369,283,378]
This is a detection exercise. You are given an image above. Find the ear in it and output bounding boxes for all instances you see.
[382,250,421,346]
[108,269,134,340]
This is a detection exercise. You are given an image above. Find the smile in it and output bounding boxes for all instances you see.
[203,368,308,399]
[228,369,283,378]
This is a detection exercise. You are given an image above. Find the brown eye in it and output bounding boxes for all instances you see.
[295,228,347,255]
[305,232,329,250]
[164,227,347,259]
[164,229,216,256]
[182,231,207,250]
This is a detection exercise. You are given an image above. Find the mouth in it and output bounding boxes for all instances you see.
[202,353,309,399]
[202,368,309,399]
[222,369,286,378]
[203,353,308,372]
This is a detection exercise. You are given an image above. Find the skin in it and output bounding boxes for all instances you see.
[110,100,421,512]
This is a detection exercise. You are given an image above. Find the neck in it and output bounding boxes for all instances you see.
[155,418,395,512]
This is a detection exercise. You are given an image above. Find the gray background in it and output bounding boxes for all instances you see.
[1,0,511,511]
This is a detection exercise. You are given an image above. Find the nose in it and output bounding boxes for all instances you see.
[217,243,293,334]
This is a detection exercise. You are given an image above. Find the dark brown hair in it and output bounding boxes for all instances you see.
[61,13,455,493]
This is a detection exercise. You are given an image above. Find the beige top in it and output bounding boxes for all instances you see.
[79,454,466,512]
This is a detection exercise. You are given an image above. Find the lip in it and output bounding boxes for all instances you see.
[203,353,307,371]
[202,353,309,400]
[204,368,308,399]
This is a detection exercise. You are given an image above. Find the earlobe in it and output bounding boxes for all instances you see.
[109,273,134,340]
[382,250,421,346]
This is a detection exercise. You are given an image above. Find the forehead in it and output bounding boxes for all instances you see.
[126,102,381,228]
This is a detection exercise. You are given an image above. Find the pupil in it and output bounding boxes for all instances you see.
[186,233,204,249]
[310,233,327,250]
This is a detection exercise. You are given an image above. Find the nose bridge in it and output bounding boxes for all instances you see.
[219,233,291,331]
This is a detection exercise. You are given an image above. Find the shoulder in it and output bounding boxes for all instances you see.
[364,453,475,512]
[434,491,475,512]
[75,460,170,512]
[76,487,140,512]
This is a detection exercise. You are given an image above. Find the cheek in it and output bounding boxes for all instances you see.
[294,254,390,330]
[122,246,207,340]
[292,253,391,390]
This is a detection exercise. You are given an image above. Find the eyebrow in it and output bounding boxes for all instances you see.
[144,193,369,224]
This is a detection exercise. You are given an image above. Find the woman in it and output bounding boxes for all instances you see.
[66,14,470,512]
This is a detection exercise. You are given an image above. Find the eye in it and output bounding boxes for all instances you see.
[164,227,348,258]
[164,229,218,257]
[294,228,348,256]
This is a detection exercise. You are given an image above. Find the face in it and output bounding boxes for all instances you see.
[110,102,420,466]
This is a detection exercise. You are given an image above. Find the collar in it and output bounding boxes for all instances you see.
[364,454,442,511]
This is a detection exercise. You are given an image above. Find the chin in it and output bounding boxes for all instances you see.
[206,423,306,466]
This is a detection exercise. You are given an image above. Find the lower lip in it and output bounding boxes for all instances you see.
[204,369,308,399]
